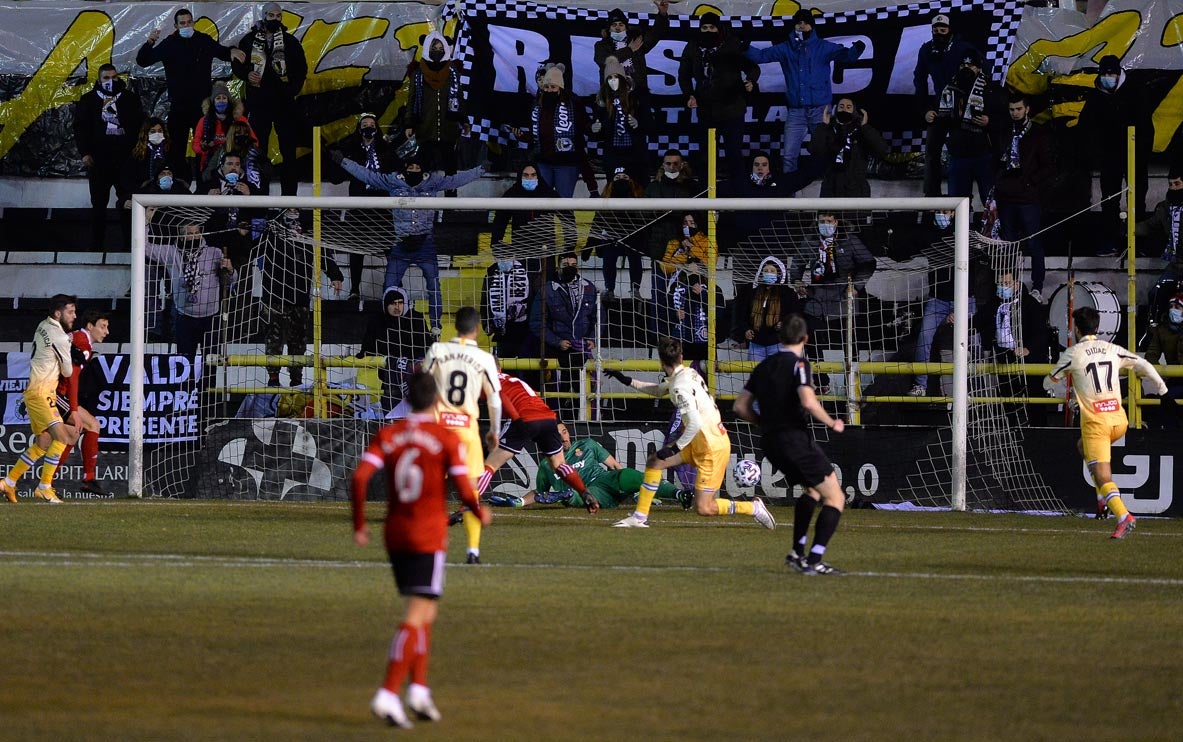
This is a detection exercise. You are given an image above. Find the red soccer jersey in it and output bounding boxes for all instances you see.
[55,329,95,408]
[497,372,556,423]
[351,414,481,553]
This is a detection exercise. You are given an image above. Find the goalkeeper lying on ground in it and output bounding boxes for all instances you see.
[490,423,692,510]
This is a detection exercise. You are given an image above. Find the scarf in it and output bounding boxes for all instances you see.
[610,96,631,148]
[532,99,577,156]
[833,124,856,170]
[487,264,530,331]
[960,72,987,132]
[148,142,167,180]
[611,38,635,76]
[995,298,1017,349]
[181,243,204,298]
[812,238,837,282]
[99,91,124,136]
[412,64,462,118]
[1169,204,1182,256]
[1005,120,1031,171]
[361,140,381,172]
[250,27,287,82]
[566,279,582,314]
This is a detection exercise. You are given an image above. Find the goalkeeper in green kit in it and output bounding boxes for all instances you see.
[499,423,692,510]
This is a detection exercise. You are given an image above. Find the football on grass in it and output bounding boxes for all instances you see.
[733,459,761,487]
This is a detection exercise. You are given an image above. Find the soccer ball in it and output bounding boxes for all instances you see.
[733,459,761,487]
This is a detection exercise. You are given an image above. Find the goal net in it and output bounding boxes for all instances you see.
[129,192,1065,513]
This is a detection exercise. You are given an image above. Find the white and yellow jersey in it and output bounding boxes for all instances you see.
[1047,336,1167,427]
[642,366,727,450]
[422,337,501,430]
[28,317,73,395]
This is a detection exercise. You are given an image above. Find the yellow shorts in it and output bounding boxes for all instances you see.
[1081,420,1128,465]
[684,430,732,492]
[442,420,483,481]
[24,388,62,436]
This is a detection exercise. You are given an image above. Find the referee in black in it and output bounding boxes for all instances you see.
[734,314,847,575]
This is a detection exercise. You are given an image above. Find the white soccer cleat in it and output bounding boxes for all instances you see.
[406,683,441,722]
[612,513,649,528]
[752,498,776,530]
[371,688,413,729]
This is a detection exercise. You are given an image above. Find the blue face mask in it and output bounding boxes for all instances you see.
[178,27,194,39]
[934,213,951,229]
[214,100,228,114]
[224,171,239,186]
[1170,307,1183,324]
[497,260,515,272]
[158,175,174,190]
[521,178,538,191]
[997,285,1013,301]
[1098,75,1118,91]
[610,30,627,42]
[818,222,837,238]
[760,271,777,284]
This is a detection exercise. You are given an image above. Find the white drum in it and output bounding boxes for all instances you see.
[1048,281,1121,344]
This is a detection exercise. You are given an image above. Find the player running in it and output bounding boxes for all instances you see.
[734,315,848,575]
[1045,306,1168,539]
[351,372,490,729]
[421,306,501,563]
[53,309,112,496]
[604,337,775,529]
[1,295,79,504]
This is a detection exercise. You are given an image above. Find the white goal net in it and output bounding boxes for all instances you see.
[129,192,1065,513]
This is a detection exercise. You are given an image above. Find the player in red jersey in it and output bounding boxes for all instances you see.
[54,310,111,496]
[473,367,598,512]
[351,372,492,729]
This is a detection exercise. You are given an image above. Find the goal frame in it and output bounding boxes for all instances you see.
[130,193,972,506]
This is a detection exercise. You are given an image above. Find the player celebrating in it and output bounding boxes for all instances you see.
[351,372,491,728]
[473,368,599,512]
[54,309,112,496]
[508,422,693,510]
[604,337,775,529]
[734,315,848,575]
[1,295,79,504]
[1045,307,1168,539]
[422,306,501,564]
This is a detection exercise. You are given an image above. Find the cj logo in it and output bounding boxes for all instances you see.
[1082,438,1175,514]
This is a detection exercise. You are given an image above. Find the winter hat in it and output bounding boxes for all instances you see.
[931,14,951,27]
[210,81,230,100]
[262,2,282,17]
[793,9,815,26]
[607,8,627,26]
[602,57,630,85]
[541,64,566,90]
[700,11,722,26]
[1098,55,1122,75]
[961,48,983,67]
[384,286,410,308]
[1170,292,1183,308]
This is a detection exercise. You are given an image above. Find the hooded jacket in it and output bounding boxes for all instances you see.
[731,256,804,346]
[339,159,484,236]
[193,95,251,166]
[406,32,464,143]
[74,78,144,160]
[744,32,864,108]
[491,169,562,243]
[593,10,669,94]
[359,287,432,359]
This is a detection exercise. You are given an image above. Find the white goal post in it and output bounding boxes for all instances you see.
[130,193,972,506]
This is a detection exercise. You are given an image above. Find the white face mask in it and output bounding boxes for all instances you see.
[934,213,951,229]
[148,132,165,145]
[610,30,627,42]
[607,77,620,92]
[663,169,679,180]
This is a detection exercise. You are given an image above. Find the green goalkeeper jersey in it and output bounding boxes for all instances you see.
[535,438,612,493]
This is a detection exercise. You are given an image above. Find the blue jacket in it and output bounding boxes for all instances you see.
[340,159,483,237]
[744,34,863,108]
[914,36,980,108]
[529,277,598,349]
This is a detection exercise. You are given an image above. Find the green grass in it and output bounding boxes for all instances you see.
[2,501,1182,740]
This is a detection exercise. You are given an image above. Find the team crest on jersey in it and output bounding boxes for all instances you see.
[573,448,582,456]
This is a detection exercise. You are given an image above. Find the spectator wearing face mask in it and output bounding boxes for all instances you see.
[203,153,261,271]
[669,272,724,363]
[586,167,647,302]
[331,150,485,334]
[74,63,144,251]
[931,49,1005,211]
[593,2,670,100]
[744,9,865,175]
[135,164,192,342]
[592,57,652,182]
[731,257,803,361]
[809,97,889,198]
[491,163,561,247]
[1144,292,1183,429]
[522,64,594,198]
[232,2,308,196]
[145,222,236,357]
[644,150,702,262]
[1078,54,1154,256]
[201,118,265,193]
[137,7,246,180]
[678,11,760,182]
[973,270,1048,425]
[358,287,433,413]
[192,81,252,179]
[791,211,875,336]
[403,32,467,185]
[719,152,789,250]
[528,252,598,416]
[481,258,533,358]
[915,13,980,197]
[333,113,397,300]
[124,117,180,195]
[1136,168,1183,316]
[994,93,1052,302]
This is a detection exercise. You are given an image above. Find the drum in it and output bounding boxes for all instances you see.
[1048,281,1121,344]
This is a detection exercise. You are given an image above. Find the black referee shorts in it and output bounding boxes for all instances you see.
[498,418,564,457]
[762,428,834,489]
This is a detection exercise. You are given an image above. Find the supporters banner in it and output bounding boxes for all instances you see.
[88,353,205,446]
[0,1,446,176]
[451,0,1025,157]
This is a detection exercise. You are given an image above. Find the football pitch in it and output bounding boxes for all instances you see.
[2,501,1181,740]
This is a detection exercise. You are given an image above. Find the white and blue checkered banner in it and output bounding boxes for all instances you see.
[447,0,1024,159]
